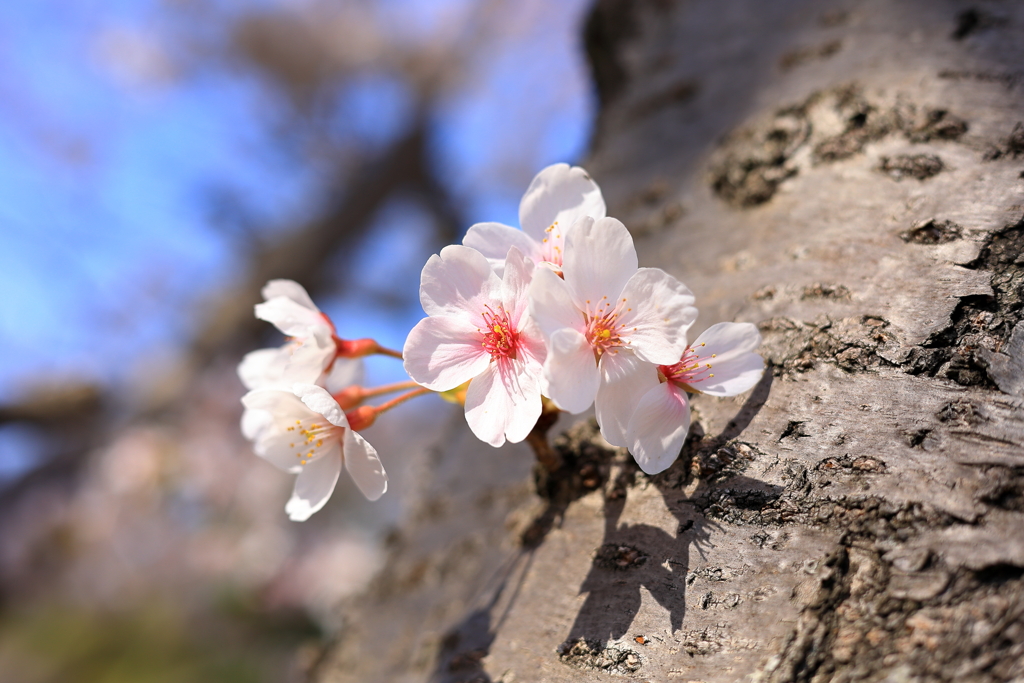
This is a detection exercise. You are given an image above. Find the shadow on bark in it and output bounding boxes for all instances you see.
[561,372,773,655]
[426,372,773,680]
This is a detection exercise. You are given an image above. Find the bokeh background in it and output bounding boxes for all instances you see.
[0,1,596,680]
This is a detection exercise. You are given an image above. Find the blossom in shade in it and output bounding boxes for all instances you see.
[529,216,698,449]
[403,245,547,447]
[626,322,765,475]
[241,384,387,521]
[462,163,606,273]
[238,279,336,390]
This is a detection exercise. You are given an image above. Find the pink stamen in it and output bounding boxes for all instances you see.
[479,305,520,360]
[583,296,631,358]
[660,342,716,387]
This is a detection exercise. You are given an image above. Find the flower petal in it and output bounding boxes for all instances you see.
[686,322,764,396]
[627,382,691,475]
[528,266,584,340]
[463,222,539,275]
[293,384,348,428]
[595,351,660,448]
[261,279,319,312]
[403,316,490,391]
[240,405,273,441]
[256,297,331,337]
[237,348,284,390]
[324,357,366,394]
[562,217,638,309]
[285,446,342,521]
[419,244,501,318]
[501,246,535,325]
[519,163,606,241]
[464,360,542,447]
[240,390,311,473]
[343,429,388,501]
[543,328,599,413]
[617,268,698,365]
[238,337,334,390]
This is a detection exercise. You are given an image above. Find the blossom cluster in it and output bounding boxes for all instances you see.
[238,164,764,521]
[403,164,764,473]
[238,281,393,521]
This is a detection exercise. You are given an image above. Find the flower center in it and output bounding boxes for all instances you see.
[480,305,519,360]
[660,342,716,389]
[538,220,564,266]
[285,419,343,465]
[584,295,632,358]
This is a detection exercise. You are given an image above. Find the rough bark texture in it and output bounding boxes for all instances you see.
[316,1,1024,681]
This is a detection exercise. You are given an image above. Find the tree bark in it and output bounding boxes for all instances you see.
[315,1,1024,681]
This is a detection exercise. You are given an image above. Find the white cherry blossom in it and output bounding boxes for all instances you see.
[403,245,547,447]
[529,216,698,449]
[627,322,764,475]
[238,279,336,390]
[241,384,387,521]
[462,163,606,274]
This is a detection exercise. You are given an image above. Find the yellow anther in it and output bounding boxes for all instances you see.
[712,353,717,358]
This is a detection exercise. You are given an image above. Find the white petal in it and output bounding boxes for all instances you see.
[324,357,366,394]
[256,297,331,337]
[617,268,698,365]
[686,322,764,396]
[241,388,309,418]
[595,351,660,448]
[562,217,638,309]
[464,363,509,447]
[343,429,388,501]
[238,348,284,390]
[463,222,539,275]
[419,244,501,318]
[543,328,600,413]
[238,337,335,390]
[464,359,542,447]
[240,406,273,441]
[528,266,585,340]
[516,318,549,370]
[519,163,606,241]
[293,384,348,428]
[697,354,765,396]
[285,446,342,521]
[403,316,490,391]
[627,383,691,475]
[500,246,535,325]
[261,279,319,312]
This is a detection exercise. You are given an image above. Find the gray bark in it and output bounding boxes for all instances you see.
[315,1,1024,681]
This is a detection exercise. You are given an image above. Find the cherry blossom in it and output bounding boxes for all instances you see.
[403,245,547,447]
[238,279,336,390]
[627,322,764,474]
[529,216,698,449]
[241,384,387,521]
[462,163,606,273]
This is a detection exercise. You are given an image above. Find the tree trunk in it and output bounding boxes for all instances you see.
[314,1,1024,681]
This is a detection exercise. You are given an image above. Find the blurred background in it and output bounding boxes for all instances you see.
[0,1,595,680]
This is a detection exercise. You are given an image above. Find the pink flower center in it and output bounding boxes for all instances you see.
[583,295,633,358]
[660,342,716,388]
[285,419,343,465]
[480,305,520,360]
